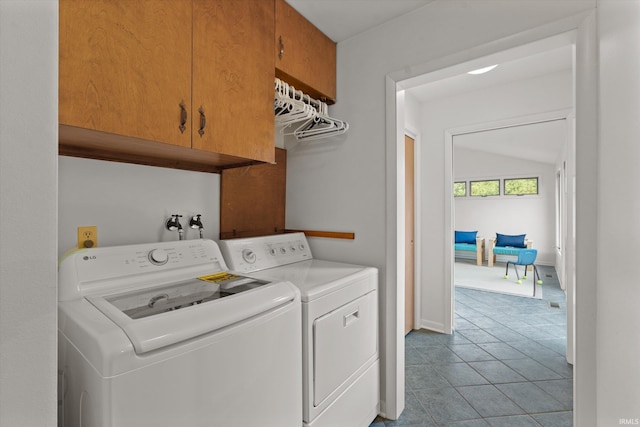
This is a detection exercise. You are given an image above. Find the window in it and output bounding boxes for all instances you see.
[454,181,467,197]
[470,179,500,197]
[504,177,538,195]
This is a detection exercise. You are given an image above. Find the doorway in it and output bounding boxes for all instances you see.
[450,117,573,372]
[447,112,574,336]
[406,36,576,339]
[404,134,415,335]
[387,19,598,423]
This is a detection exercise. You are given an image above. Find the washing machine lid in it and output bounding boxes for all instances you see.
[58,239,230,301]
[251,260,376,302]
[59,239,300,359]
[87,273,295,354]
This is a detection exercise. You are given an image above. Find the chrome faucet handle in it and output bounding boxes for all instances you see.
[189,214,203,229]
[189,214,204,239]
[166,215,183,231]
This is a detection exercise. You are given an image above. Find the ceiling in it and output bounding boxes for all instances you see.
[286,0,573,165]
[409,45,573,165]
[407,46,573,104]
[410,43,572,165]
[453,119,568,165]
[285,0,433,42]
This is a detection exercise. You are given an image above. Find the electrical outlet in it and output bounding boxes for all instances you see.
[77,226,98,249]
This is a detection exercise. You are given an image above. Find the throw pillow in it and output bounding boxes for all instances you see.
[455,230,477,244]
[495,233,526,248]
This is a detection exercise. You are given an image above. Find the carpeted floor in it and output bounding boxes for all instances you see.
[455,259,542,299]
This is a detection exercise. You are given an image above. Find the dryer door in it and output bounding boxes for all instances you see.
[313,290,377,406]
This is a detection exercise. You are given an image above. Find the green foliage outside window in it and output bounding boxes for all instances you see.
[470,180,500,197]
[505,178,538,195]
[454,182,466,197]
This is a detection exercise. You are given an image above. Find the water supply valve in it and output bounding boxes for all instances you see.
[166,215,184,240]
[190,214,204,238]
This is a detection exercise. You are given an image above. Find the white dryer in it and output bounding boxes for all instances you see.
[58,239,302,427]
[219,233,380,427]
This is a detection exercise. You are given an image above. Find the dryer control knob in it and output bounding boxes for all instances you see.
[242,249,257,264]
[148,249,169,265]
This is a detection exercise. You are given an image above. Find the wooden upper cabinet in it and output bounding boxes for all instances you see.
[193,0,275,164]
[275,0,336,103]
[59,0,192,148]
[59,0,276,172]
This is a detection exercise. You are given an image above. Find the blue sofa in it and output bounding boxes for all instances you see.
[454,231,485,266]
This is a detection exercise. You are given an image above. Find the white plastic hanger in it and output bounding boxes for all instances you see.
[274,80,317,126]
[274,78,349,141]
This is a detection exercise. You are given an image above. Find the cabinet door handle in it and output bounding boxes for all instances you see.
[179,101,187,134]
[278,36,284,60]
[198,107,206,137]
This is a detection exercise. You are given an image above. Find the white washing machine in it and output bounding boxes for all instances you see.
[219,233,380,427]
[58,239,302,427]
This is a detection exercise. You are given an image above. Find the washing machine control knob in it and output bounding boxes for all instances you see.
[148,249,169,265]
[242,249,257,264]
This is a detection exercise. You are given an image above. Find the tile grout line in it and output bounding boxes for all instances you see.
[376,266,571,426]
[441,338,568,420]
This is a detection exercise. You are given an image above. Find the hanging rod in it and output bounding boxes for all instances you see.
[275,77,349,141]
[275,78,322,109]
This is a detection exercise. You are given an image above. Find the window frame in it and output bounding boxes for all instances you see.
[453,181,467,197]
[469,179,501,197]
[503,177,539,196]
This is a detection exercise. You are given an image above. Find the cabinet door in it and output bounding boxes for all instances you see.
[192,0,275,164]
[275,0,336,103]
[59,0,192,148]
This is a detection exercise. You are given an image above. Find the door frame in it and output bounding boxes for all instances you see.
[384,11,597,424]
[444,109,574,338]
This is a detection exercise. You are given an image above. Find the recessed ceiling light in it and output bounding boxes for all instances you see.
[467,64,498,75]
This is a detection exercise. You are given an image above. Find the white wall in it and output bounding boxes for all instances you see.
[597,1,640,424]
[58,157,220,259]
[284,0,594,418]
[454,148,557,266]
[403,92,422,135]
[10,1,640,425]
[0,1,58,425]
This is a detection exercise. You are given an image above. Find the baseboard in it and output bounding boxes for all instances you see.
[419,319,446,333]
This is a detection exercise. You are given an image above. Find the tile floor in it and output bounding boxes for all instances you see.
[371,265,572,427]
